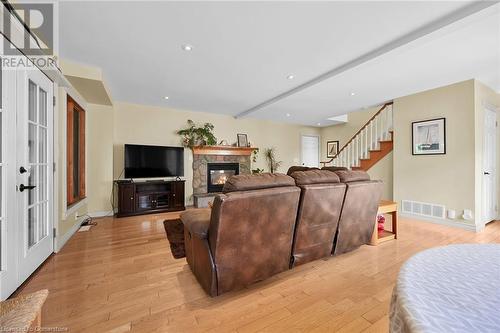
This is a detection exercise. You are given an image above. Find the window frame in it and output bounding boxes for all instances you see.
[66,95,86,207]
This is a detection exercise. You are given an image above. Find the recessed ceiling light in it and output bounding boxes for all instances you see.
[182,44,193,51]
[350,92,356,96]
[164,96,169,100]
[286,113,291,117]
[287,74,295,80]
[317,122,321,126]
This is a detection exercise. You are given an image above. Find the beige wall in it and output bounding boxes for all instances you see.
[112,102,320,204]
[87,104,114,213]
[321,80,499,229]
[68,60,498,233]
[368,152,393,200]
[393,80,476,227]
[57,60,115,240]
[320,106,394,199]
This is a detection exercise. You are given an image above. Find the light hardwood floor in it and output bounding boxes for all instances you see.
[16,212,500,333]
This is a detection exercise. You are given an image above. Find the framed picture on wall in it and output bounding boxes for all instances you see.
[326,140,339,158]
[237,133,248,147]
[412,118,446,155]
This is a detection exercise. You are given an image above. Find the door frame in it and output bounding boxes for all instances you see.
[0,60,20,300]
[300,134,320,168]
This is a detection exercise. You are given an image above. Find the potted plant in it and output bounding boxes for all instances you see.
[264,147,282,173]
[177,120,217,147]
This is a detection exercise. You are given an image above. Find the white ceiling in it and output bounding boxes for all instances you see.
[59,1,500,126]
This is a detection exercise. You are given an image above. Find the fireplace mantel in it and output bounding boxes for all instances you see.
[192,146,257,156]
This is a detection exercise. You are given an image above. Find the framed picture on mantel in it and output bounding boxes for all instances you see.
[237,133,248,147]
[412,118,446,155]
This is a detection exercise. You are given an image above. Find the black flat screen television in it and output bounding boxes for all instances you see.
[124,144,184,179]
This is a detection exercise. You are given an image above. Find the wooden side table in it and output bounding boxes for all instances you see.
[370,200,398,246]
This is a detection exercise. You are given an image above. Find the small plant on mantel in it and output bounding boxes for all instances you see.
[264,147,282,173]
[176,120,217,147]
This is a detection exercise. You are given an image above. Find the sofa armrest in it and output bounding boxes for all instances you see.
[180,209,211,239]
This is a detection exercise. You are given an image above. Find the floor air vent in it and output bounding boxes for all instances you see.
[402,200,446,219]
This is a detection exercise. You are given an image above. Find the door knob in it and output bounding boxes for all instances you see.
[19,184,36,192]
[484,172,491,175]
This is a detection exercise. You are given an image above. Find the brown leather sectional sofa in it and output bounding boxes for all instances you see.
[181,168,382,297]
[290,170,346,267]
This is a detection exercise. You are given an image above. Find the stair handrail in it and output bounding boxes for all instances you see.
[320,101,393,166]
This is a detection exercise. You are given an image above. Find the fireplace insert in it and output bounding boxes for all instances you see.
[207,163,239,193]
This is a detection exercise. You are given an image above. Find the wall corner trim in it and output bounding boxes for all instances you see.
[55,217,86,252]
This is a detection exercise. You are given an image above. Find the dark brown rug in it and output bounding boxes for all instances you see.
[163,219,186,259]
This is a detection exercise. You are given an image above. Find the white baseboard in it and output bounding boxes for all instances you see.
[55,217,85,253]
[88,210,114,218]
[400,213,479,232]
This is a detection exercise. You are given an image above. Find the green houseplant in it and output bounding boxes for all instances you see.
[177,120,217,147]
[264,147,282,173]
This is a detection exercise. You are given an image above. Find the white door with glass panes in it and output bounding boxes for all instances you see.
[16,68,54,284]
[0,48,54,299]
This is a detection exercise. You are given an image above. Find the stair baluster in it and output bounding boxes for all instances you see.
[320,102,393,171]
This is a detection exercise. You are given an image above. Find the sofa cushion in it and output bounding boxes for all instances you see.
[180,208,211,239]
[286,166,318,176]
[291,169,340,185]
[222,173,295,193]
[335,170,371,183]
[321,166,348,172]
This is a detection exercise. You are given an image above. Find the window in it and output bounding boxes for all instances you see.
[67,95,85,206]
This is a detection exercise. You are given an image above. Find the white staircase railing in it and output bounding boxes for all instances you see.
[321,102,393,169]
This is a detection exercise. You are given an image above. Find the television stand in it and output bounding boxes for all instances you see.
[115,179,185,217]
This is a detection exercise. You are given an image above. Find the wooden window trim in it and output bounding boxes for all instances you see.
[67,95,86,206]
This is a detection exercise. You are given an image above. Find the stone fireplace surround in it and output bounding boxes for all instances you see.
[192,146,256,207]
